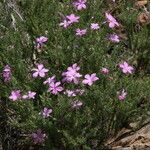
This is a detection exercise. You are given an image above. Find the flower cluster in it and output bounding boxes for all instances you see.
[3,0,138,145]
[64,89,84,97]
[9,90,36,101]
[22,91,36,99]
[62,63,82,84]
[59,6,120,40]
[8,60,133,104]
[5,27,134,142]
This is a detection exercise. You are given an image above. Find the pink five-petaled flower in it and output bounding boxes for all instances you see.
[76,28,87,36]
[31,129,46,144]
[40,107,52,118]
[59,19,70,28]
[36,36,48,49]
[43,75,56,85]
[73,0,87,10]
[9,90,21,101]
[71,100,83,109]
[82,73,99,86]
[91,23,100,30]
[101,68,110,74]
[2,65,12,82]
[118,89,127,101]
[105,12,119,28]
[109,34,120,43]
[22,91,36,99]
[62,63,82,84]
[66,14,80,24]
[119,61,134,74]
[32,64,49,78]
[48,82,63,95]
[27,91,36,99]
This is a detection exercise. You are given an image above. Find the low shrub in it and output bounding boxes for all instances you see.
[0,0,150,149]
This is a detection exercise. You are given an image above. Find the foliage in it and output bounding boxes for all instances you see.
[0,0,150,149]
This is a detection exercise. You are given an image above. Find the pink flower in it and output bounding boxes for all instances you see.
[91,23,100,30]
[64,89,85,97]
[43,75,56,85]
[101,68,110,74]
[9,90,21,101]
[118,89,127,101]
[105,12,119,28]
[119,61,134,74]
[40,107,52,118]
[71,100,83,108]
[62,63,82,84]
[32,64,49,78]
[68,63,80,71]
[109,34,120,43]
[73,0,87,10]
[36,36,48,49]
[82,73,99,86]
[28,91,36,99]
[22,95,28,99]
[64,90,77,97]
[48,82,63,95]
[2,65,12,82]
[66,14,80,24]
[75,89,85,95]
[31,129,46,144]
[76,28,87,36]
[22,91,36,99]
[59,19,70,28]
